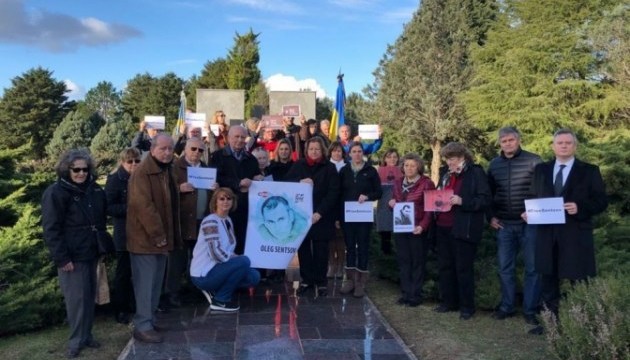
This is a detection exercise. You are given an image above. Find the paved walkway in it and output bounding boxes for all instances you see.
[118,276,416,359]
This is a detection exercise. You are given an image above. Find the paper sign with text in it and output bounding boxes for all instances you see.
[358,124,379,140]
[144,115,165,130]
[525,197,566,224]
[424,189,454,212]
[187,167,217,190]
[261,115,284,130]
[344,201,375,222]
[185,113,207,137]
[282,105,301,117]
[393,202,414,233]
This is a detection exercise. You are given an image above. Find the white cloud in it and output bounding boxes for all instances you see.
[64,79,85,101]
[265,73,327,99]
[381,6,416,23]
[227,0,303,14]
[0,0,142,52]
[327,0,380,9]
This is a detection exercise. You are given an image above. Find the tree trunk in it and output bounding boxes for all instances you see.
[430,140,442,185]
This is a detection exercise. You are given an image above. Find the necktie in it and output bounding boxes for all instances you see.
[554,164,566,196]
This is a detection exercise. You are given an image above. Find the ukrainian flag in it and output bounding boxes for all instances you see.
[174,89,186,136]
[328,74,346,142]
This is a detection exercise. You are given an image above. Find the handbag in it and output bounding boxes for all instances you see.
[95,257,110,305]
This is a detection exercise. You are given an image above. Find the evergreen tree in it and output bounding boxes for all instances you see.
[462,0,625,154]
[45,104,104,161]
[225,29,262,117]
[0,67,72,160]
[84,81,121,122]
[374,0,497,181]
[121,72,183,130]
[316,97,333,121]
[90,113,135,174]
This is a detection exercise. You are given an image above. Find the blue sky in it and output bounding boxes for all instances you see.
[0,0,417,101]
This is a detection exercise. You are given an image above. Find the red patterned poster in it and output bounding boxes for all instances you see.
[424,189,454,212]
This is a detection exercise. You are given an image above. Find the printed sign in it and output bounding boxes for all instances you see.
[185,113,207,137]
[282,105,301,117]
[393,202,414,233]
[245,181,313,269]
[261,115,285,130]
[525,197,566,224]
[358,124,379,140]
[344,201,375,222]
[144,115,165,130]
[187,167,217,190]
[424,189,453,212]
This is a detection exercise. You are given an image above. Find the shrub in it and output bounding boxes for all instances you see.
[543,275,630,360]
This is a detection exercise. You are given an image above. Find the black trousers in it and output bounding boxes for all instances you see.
[112,251,134,313]
[298,233,329,287]
[436,226,477,314]
[395,232,428,303]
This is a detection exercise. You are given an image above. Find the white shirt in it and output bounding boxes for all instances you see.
[554,157,575,187]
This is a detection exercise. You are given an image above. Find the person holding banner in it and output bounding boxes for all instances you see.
[190,188,260,312]
[326,141,347,279]
[388,153,435,307]
[337,124,383,159]
[376,149,403,255]
[268,138,294,181]
[433,142,490,321]
[132,120,160,154]
[525,129,607,335]
[285,137,340,297]
[209,110,229,149]
[339,143,382,298]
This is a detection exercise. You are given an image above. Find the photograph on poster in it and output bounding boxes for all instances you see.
[393,202,414,233]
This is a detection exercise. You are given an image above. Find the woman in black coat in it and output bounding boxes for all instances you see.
[105,147,141,324]
[285,137,340,297]
[338,143,382,298]
[433,142,491,320]
[42,149,107,358]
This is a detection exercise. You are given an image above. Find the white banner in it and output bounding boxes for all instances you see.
[525,197,566,224]
[187,167,216,190]
[358,124,379,140]
[344,201,375,222]
[393,202,414,233]
[144,115,165,130]
[244,181,313,269]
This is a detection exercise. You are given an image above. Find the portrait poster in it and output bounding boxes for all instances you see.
[282,105,301,117]
[209,124,221,137]
[261,115,285,130]
[187,167,216,190]
[144,115,165,130]
[358,124,379,140]
[524,197,565,224]
[184,113,207,137]
[245,181,313,269]
[424,189,454,212]
[344,201,375,222]
[393,202,414,233]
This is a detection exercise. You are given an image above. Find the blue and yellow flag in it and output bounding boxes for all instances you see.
[328,74,346,142]
[174,89,186,136]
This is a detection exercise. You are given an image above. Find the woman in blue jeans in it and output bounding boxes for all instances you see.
[190,187,260,312]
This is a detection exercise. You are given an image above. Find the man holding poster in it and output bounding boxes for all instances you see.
[525,129,607,335]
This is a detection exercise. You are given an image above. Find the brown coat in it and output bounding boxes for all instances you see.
[127,154,181,254]
[174,156,210,242]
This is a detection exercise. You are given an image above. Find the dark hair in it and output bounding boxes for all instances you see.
[400,153,425,175]
[209,187,237,213]
[380,148,400,166]
[261,196,290,216]
[440,142,473,163]
[328,141,346,159]
[55,149,95,179]
[348,142,364,153]
[306,119,318,126]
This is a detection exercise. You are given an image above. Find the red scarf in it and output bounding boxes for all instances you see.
[306,156,323,166]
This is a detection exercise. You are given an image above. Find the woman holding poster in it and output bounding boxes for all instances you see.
[339,143,382,298]
[285,137,340,297]
[433,142,490,321]
[388,153,435,307]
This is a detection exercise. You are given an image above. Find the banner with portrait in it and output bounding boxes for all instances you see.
[244,181,313,269]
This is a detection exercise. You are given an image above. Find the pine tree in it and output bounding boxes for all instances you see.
[0,67,72,160]
[45,104,105,161]
[121,73,183,131]
[84,81,121,123]
[225,30,263,117]
[374,0,497,181]
[90,113,135,174]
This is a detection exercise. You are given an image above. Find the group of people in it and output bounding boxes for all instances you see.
[41,114,606,357]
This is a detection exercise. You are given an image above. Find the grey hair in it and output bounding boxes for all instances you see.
[400,152,425,175]
[497,126,521,141]
[55,148,95,179]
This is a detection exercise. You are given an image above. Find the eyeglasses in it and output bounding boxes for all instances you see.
[125,159,141,164]
[219,114,226,118]
[190,147,205,153]
[70,167,89,173]
[217,196,232,201]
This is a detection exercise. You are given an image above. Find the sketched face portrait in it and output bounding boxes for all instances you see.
[262,197,294,241]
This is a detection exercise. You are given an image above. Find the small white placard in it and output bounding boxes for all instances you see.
[185,113,207,137]
[393,202,414,233]
[209,124,221,137]
[282,105,301,117]
[344,201,374,222]
[524,197,566,224]
[187,167,217,190]
[358,124,379,140]
[144,115,165,130]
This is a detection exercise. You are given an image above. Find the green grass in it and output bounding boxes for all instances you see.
[368,277,551,360]
[0,314,130,360]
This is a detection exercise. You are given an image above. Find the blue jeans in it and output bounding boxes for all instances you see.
[496,223,540,315]
[191,256,260,303]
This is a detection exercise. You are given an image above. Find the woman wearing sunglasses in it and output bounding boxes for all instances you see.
[104,147,141,324]
[42,149,108,358]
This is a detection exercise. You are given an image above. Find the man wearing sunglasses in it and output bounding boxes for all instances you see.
[164,138,217,308]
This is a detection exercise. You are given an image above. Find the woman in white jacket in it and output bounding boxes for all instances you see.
[190,187,260,312]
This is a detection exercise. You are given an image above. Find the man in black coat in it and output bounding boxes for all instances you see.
[525,129,607,335]
[212,126,262,254]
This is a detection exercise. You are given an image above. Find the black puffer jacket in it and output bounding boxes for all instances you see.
[487,148,541,222]
[339,162,382,204]
[42,177,107,267]
[105,166,130,251]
